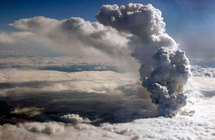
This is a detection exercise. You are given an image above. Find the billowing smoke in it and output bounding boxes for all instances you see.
[10,16,129,60]
[8,16,138,72]
[96,3,191,116]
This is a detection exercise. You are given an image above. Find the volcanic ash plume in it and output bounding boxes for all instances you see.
[142,47,191,116]
[97,3,191,116]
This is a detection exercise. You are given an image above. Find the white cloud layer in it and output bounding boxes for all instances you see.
[0,75,214,140]
[0,69,138,94]
[191,65,215,78]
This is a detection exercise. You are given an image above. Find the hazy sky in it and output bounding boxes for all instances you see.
[0,0,215,61]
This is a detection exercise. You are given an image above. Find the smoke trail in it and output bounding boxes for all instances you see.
[97,3,191,116]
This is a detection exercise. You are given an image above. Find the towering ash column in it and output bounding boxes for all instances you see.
[96,3,191,116]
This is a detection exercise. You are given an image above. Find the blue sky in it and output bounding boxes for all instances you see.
[0,0,215,61]
[0,0,215,34]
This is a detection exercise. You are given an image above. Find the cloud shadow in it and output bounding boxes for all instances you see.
[0,88,157,126]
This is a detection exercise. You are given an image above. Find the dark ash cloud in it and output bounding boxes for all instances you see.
[97,3,191,116]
